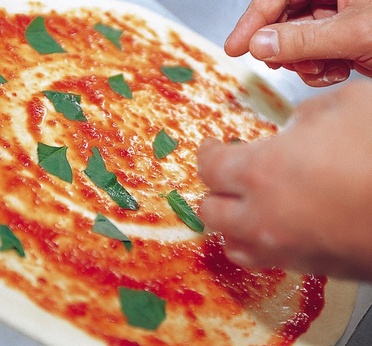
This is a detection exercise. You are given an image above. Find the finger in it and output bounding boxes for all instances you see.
[296,60,350,87]
[311,3,337,19]
[225,0,287,57]
[278,60,326,74]
[292,60,325,74]
[285,1,337,21]
[197,138,253,196]
[354,63,372,78]
[201,194,266,268]
[248,8,372,64]
[266,62,283,70]
[201,194,253,234]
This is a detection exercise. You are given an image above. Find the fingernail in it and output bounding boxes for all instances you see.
[293,60,324,74]
[323,66,349,84]
[251,29,279,59]
[225,33,232,47]
[225,247,253,268]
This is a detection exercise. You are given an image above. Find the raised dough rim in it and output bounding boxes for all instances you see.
[295,276,358,346]
[0,0,358,345]
[2,0,293,126]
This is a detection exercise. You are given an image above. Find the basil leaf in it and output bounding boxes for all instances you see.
[84,147,139,210]
[0,225,25,257]
[161,66,193,83]
[108,74,133,99]
[37,142,73,183]
[153,129,178,159]
[94,23,123,50]
[119,287,166,330]
[0,75,7,84]
[25,16,65,54]
[93,213,132,251]
[164,190,204,233]
[42,90,87,122]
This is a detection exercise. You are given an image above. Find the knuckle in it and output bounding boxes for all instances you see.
[295,27,316,56]
[278,23,317,61]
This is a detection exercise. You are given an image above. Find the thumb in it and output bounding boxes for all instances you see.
[249,13,370,65]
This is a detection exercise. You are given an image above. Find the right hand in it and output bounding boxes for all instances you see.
[225,0,372,86]
[198,80,372,280]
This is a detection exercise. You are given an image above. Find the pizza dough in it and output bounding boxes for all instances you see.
[0,0,357,345]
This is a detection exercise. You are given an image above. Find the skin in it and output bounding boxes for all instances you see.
[198,80,372,281]
[197,0,372,281]
[198,0,372,281]
[224,0,372,86]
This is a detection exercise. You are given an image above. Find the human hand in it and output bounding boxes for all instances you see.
[225,0,372,87]
[198,80,372,281]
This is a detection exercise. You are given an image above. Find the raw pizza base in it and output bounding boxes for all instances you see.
[0,276,357,346]
[0,0,357,345]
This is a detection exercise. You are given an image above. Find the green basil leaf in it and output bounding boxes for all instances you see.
[119,287,166,330]
[93,213,132,251]
[108,74,133,99]
[94,23,123,50]
[164,190,204,233]
[0,75,7,84]
[42,90,87,122]
[161,66,193,83]
[84,147,139,210]
[37,142,73,183]
[25,16,65,54]
[0,225,25,257]
[153,129,178,159]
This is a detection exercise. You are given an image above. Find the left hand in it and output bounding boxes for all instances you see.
[224,0,372,87]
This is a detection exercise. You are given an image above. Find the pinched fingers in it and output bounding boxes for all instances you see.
[225,0,338,57]
[249,5,372,68]
[268,59,350,86]
[225,0,288,57]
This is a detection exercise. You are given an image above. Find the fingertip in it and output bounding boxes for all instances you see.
[224,32,250,57]
[297,62,350,87]
[266,62,282,70]
[323,65,350,84]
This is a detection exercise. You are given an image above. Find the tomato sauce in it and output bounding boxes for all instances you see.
[0,7,324,345]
